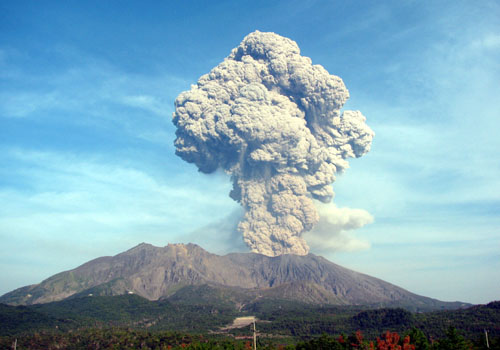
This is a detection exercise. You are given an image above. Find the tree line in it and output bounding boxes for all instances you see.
[1,326,498,350]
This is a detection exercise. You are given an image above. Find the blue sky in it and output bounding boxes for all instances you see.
[1,0,499,304]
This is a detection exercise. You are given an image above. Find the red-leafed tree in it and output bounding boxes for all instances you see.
[377,331,416,350]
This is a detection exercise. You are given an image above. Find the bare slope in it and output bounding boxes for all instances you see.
[0,243,466,310]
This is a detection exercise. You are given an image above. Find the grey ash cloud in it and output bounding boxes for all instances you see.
[173,31,374,256]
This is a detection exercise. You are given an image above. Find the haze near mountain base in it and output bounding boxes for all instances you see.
[173,31,374,257]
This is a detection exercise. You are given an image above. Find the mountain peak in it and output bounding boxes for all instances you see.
[127,242,154,251]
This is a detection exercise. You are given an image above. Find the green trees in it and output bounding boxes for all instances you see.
[1,327,498,349]
[432,327,472,350]
[295,333,345,350]
[406,328,429,350]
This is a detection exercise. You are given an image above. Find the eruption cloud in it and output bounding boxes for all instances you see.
[173,31,374,256]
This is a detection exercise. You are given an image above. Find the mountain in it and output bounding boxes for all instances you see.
[0,243,467,311]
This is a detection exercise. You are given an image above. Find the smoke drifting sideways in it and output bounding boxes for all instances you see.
[173,31,374,257]
[304,203,374,254]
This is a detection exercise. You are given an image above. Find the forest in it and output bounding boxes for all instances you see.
[0,326,498,350]
[1,296,499,349]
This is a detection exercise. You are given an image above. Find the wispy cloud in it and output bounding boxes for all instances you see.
[471,33,500,50]
[0,91,61,118]
[0,148,235,294]
[120,94,172,118]
[0,46,188,145]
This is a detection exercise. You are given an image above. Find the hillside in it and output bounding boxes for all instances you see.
[1,293,498,339]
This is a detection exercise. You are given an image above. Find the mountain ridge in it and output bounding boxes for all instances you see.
[0,242,468,311]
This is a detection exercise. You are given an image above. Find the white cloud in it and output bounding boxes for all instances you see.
[304,202,373,253]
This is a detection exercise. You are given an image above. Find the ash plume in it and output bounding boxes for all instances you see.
[173,31,374,256]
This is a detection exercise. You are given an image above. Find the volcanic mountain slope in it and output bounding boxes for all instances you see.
[0,243,466,310]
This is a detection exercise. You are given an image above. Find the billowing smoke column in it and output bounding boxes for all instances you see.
[173,31,374,256]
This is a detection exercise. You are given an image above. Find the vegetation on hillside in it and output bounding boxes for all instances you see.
[1,294,499,349]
